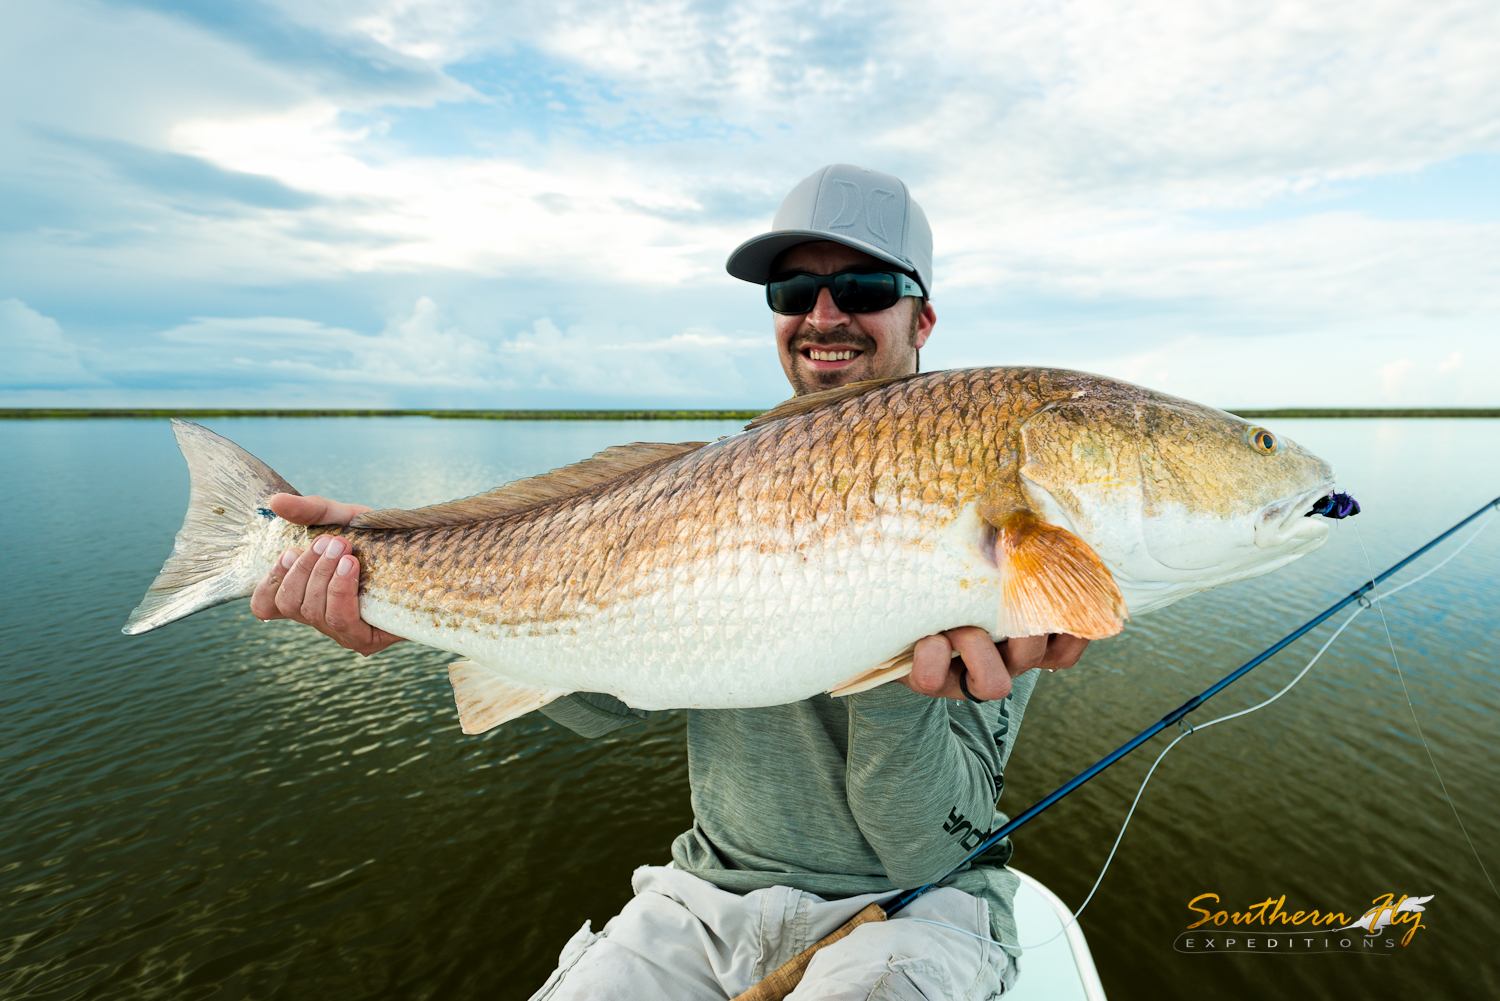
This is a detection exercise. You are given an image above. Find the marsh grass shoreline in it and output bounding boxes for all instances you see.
[4,407,1499,421]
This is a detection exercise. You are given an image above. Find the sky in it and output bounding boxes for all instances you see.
[2,0,1498,410]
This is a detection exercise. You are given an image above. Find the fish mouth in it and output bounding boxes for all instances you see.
[1254,481,1336,549]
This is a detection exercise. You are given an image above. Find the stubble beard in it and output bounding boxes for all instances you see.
[788,329,878,396]
[787,307,920,397]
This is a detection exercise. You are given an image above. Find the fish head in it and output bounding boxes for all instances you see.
[1015,379,1336,615]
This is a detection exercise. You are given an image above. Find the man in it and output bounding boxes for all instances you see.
[251,164,1088,999]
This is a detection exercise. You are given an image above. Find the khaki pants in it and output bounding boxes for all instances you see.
[530,866,1017,1001]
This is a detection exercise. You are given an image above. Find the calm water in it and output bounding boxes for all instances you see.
[2,417,1497,1000]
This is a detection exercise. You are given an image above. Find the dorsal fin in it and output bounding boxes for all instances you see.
[351,441,708,530]
[743,374,916,431]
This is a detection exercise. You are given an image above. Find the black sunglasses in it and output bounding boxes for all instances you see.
[766,269,924,315]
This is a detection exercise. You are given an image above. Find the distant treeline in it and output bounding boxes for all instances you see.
[2,407,1499,420]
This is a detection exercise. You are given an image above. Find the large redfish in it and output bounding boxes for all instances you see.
[124,368,1343,733]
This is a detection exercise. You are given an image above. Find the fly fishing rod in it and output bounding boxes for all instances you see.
[735,493,1500,1001]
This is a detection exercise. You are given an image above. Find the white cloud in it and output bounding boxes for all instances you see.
[2,0,1500,406]
[0,298,101,388]
[1379,358,1417,401]
[2,296,779,407]
[602,331,764,352]
[170,109,743,281]
[0,1,302,147]
[140,0,1500,310]
[943,318,1500,408]
[491,315,775,401]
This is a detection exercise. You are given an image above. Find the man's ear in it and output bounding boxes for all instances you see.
[912,299,936,349]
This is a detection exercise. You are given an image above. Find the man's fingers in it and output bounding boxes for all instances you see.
[250,539,405,656]
[323,547,407,656]
[273,542,321,620]
[901,629,1092,703]
[268,493,373,527]
[949,626,1012,701]
[908,634,957,697]
[1043,634,1090,671]
[299,535,346,625]
[324,554,401,654]
[998,635,1049,675]
[250,547,300,621]
[324,553,363,633]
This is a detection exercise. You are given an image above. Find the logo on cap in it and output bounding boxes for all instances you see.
[826,180,899,242]
[724,163,933,296]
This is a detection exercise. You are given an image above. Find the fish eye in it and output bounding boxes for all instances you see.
[1247,427,1278,454]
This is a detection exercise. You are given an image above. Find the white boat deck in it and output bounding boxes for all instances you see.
[1003,867,1108,1000]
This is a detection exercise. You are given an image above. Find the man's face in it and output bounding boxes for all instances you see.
[772,241,937,396]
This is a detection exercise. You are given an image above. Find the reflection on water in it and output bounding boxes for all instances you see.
[1,417,1497,999]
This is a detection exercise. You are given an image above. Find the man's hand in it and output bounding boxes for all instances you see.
[902,627,1089,701]
[249,493,405,656]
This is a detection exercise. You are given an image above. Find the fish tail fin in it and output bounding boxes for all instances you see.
[122,419,301,635]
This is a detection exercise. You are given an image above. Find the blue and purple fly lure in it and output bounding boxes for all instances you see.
[1308,491,1360,519]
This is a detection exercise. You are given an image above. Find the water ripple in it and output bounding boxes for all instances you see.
[2,417,1497,999]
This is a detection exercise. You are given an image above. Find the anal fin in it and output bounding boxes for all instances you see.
[827,644,976,698]
[449,660,569,735]
[827,651,916,697]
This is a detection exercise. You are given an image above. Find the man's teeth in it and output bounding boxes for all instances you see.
[808,349,858,361]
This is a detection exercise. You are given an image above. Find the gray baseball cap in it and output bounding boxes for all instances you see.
[726,163,933,297]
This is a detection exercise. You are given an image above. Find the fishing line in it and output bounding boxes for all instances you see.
[940,607,1368,952]
[737,501,1499,1001]
[733,501,1500,1001]
[907,510,1496,953]
[1352,516,1500,903]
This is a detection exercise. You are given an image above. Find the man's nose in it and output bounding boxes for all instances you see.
[807,286,850,327]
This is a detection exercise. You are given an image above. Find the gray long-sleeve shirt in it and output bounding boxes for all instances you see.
[541,671,1040,953]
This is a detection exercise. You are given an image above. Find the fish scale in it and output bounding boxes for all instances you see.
[125,367,1341,733]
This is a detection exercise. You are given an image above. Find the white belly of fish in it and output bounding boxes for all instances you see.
[360,503,1002,710]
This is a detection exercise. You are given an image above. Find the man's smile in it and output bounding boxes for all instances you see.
[801,345,865,368]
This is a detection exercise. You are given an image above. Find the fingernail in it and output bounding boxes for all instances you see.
[281,548,299,568]
[323,537,345,559]
[336,555,356,576]
[312,536,330,555]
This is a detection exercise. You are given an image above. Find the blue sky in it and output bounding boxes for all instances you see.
[2,0,1498,409]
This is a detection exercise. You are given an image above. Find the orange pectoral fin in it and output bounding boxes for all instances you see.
[993,511,1126,641]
